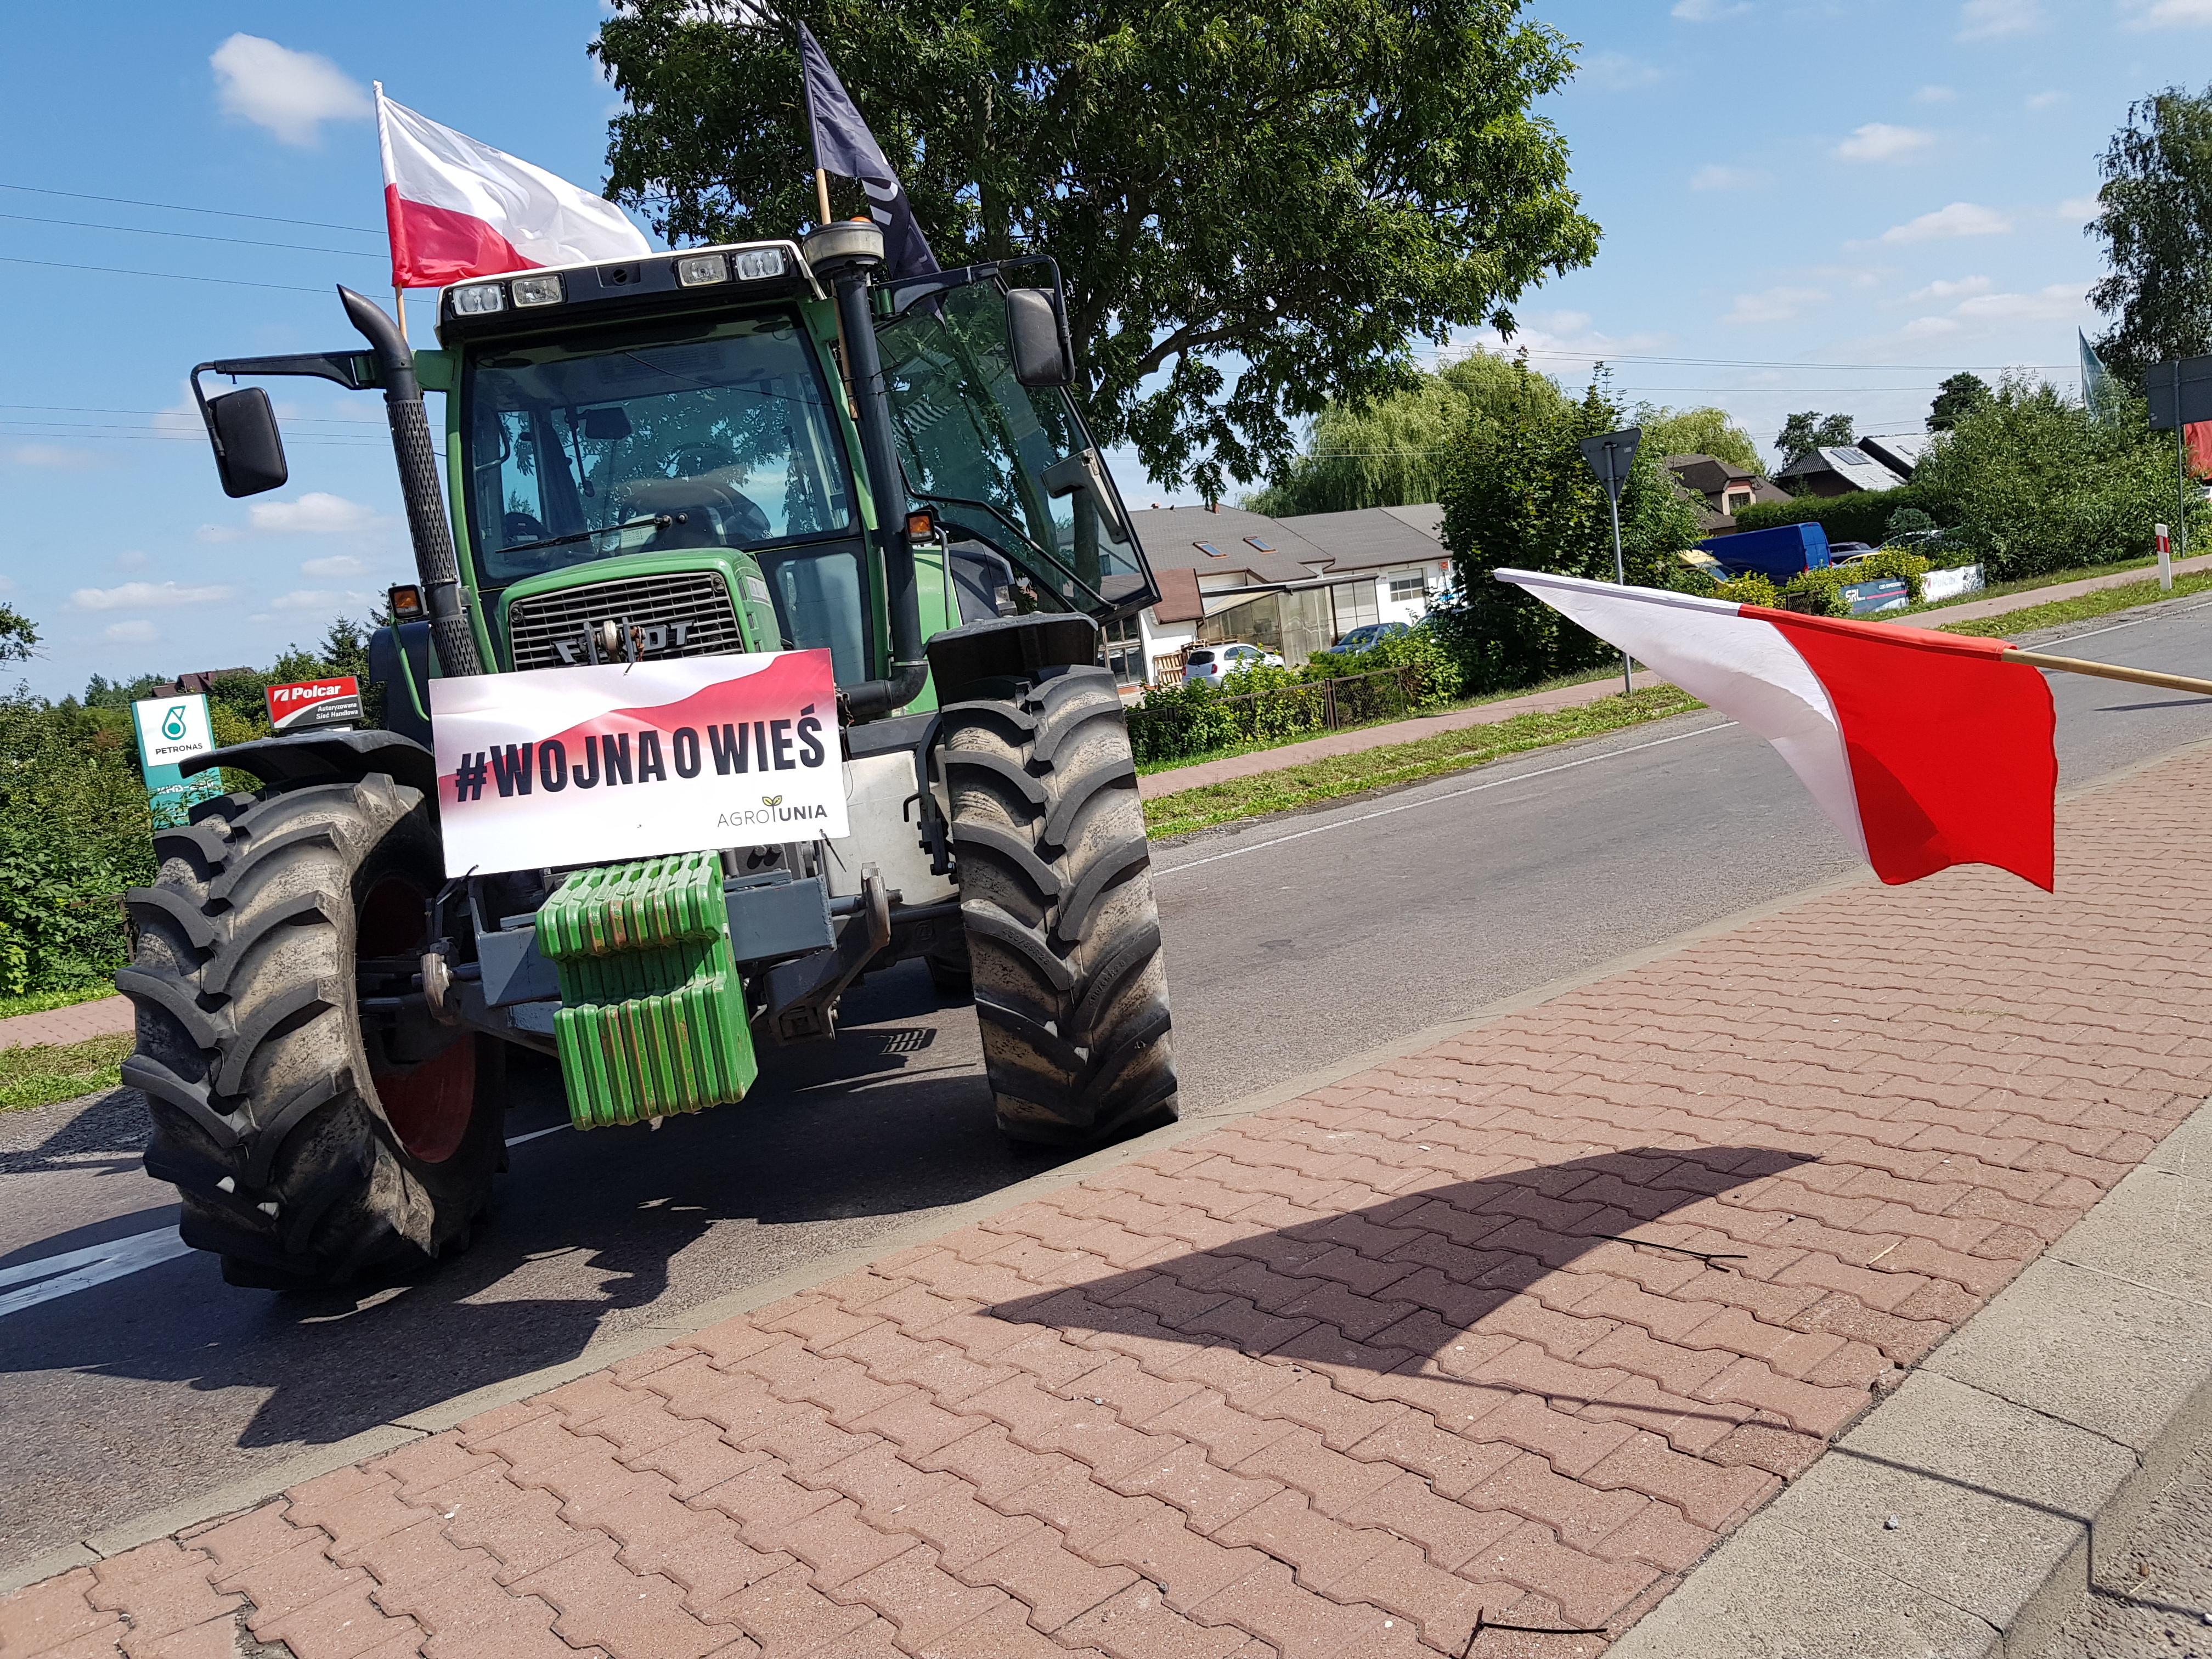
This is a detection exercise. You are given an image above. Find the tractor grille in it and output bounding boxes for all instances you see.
[506,569,745,671]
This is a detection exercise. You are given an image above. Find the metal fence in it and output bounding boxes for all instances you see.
[1124,665,1424,764]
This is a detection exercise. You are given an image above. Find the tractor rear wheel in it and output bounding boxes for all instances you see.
[940,665,1178,1145]
[123,772,505,1289]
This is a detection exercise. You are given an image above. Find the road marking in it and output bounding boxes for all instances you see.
[2036,595,2212,648]
[1156,719,1737,878]
[0,1229,194,1319]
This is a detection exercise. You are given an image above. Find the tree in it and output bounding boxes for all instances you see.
[1245,351,1570,516]
[2087,85,2212,387]
[1775,411,1856,469]
[1636,404,1762,475]
[592,0,1601,499]
[1927,371,1991,432]
[1427,364,1703,693]
[0,605,37,664]
[1912,375,2195,580]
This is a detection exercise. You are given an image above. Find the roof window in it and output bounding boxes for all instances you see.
[1244,537,1274,551]
[1195,541,1228,557]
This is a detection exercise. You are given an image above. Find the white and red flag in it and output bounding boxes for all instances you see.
[375,83,651,288]
[1499,569,2058,890]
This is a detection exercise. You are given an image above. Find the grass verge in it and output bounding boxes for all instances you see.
[0,1031,133,1113]
[0,983,120,1023]
[1143,685,1702,839]
[1936,567,2212,639]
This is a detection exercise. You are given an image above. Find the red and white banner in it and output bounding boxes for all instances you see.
[375,83,651,289]
[427,653,846,877]
[1499,569,2057,889]
[265,676,362,733]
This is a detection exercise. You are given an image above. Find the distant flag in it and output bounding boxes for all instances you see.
[2080,330,2121,425]
[794,24,939,279]
[375,85,651,289]
[1499,569,2057,890]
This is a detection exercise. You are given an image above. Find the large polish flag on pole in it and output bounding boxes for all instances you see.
[375,84,651,288]
[1500,569,2058,890]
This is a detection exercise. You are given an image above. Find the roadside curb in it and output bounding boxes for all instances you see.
[1608,1102,2212,1659]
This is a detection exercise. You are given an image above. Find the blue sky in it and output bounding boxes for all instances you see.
[0,0,2196,699]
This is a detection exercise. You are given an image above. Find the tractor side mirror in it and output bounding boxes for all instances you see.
[206,387,289,498]
[1006,288,1074,388]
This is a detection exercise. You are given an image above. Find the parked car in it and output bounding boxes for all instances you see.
[1329,621,1413,654]
[1183,642,1282,685]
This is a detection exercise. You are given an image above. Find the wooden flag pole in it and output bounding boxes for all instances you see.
[815,167,833,227]
[2000,648,2212,698]
[393,284,408,346]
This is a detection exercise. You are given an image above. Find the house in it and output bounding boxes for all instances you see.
[1771,445,1910,497]
[1855,432,1932,479]
[1661,454,1792,537]
[1109,503,1455,687]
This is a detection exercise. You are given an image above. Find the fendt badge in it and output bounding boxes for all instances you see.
[551,618,692,665]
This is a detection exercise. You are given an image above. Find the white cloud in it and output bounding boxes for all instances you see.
[1878,202,2012,242]
[8,444,111,469]
[269,589,372,613]
[102,621,161,645]
[1447,311,1673,376]
[72,580,240,612]
[210,34,371,147]
[1915,85,1959,103]
[2124,0,2212,25]
[246,492,382,534]
[301,554,371,578]
[1957,0,2044,37]
[1690,165,1770,191]
[1582,52,1666,91]
[1672,0,1751,16]
[1901,315,1965,338]
[2057,194,2101,219]
[1835,123,1938,163]
[1953,283,2091,321]
[1722,286,1830,325]
[1906,275,1995,301]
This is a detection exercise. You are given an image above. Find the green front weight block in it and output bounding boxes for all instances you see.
[534,852,758,1128]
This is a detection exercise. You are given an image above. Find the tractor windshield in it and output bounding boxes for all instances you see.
[461,315,853,584]
[878,282,1147,613]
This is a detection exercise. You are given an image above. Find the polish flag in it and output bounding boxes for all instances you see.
[1500,569,2057,890]
[375,84,651,289]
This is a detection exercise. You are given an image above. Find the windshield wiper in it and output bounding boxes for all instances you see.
[500,514,670,557]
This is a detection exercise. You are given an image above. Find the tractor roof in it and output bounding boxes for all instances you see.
[435,240,822,346]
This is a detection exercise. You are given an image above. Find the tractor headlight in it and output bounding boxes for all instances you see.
[511,274,565,308]
[675,253,729,287]
[732,248,786,281]
[452,283,505,315]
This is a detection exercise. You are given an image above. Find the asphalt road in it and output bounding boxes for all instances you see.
[7,595,2212,1576]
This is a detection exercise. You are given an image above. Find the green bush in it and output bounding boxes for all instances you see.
[1911,375,2204,581]
[1711,572,1780,606]
[1431,368,1706,693]
[1731,481,1955,546]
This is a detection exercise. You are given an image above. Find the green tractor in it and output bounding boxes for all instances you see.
[129,221,1177,1288]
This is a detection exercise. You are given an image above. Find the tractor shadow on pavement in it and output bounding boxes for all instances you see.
[0,961,1088,1541]
[985,1144,1812,1402]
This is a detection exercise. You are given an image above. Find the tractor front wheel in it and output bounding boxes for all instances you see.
[940,665,1179,1146]
[123,772,505,1289]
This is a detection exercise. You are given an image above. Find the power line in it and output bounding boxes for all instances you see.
[0,255,335,294]
[0,210,387,260]
[0,181,381,236]
[1473,347,2072,373]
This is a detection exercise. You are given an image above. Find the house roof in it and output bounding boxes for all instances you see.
[1130,503,1451,597]
[1857,432,1932,477]
[1664,453,1754,495]
[1773,445,1909,493]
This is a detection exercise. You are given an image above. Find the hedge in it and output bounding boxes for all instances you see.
[1730,482,1955,547]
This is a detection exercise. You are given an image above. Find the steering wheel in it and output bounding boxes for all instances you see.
[668,443,732,479]
[503,511,548,545]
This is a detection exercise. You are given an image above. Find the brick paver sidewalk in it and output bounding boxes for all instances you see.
[0,995,132,1051]
[10,743,2212,1658]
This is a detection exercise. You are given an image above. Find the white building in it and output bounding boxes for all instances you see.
[1109,502,1455,687]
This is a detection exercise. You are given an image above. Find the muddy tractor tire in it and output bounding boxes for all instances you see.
[122,772,505,1289]
[939,664,1178,1145]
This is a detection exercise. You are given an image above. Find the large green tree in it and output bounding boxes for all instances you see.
[1774,411,1855,469]
[591,0,1601,498]
[1636,404,1762,475]
[1429,365,1702,692]
[1926,371,1991,432]
[2089,85,2212,387]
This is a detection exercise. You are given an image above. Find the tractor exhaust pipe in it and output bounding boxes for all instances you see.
[339,286,484,679]
[810,229,927,721]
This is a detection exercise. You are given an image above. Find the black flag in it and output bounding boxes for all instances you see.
[795,23,939,280]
